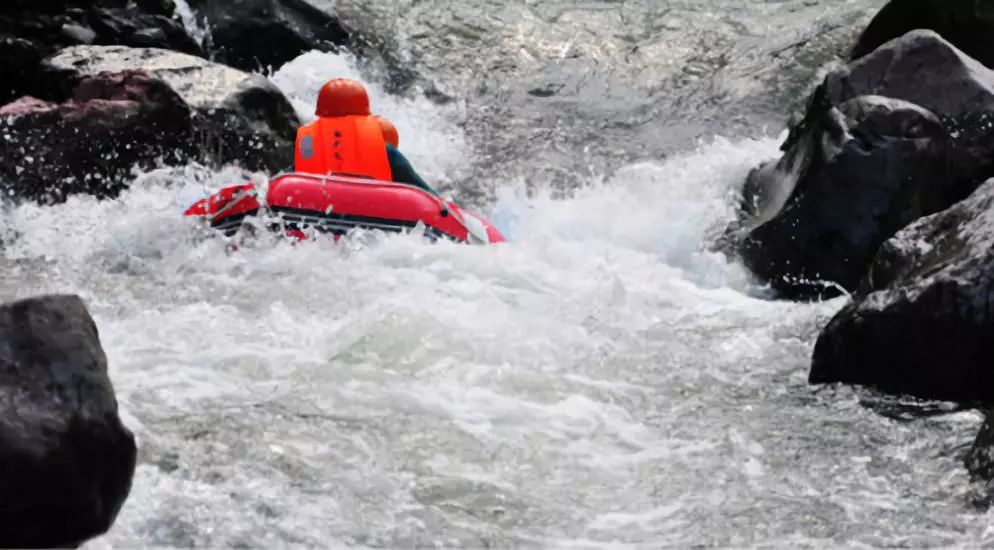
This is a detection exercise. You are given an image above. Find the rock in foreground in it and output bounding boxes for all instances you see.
[811,178,994,403]
[0,295,136,548]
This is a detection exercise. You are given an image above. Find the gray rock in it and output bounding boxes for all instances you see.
[43,45,300,174]
[823,30,994,186]
[0,70,194,203]
[60,23,97,45]
[0,0,204,104]
[88,7,203,55]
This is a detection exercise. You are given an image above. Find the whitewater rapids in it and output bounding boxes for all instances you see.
[1,8,991,547]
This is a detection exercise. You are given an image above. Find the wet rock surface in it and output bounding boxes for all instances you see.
[88,7,202,55]
[851,0,994,69]
[44,45,300,173]
[738,31,994,299]
[0,295,136,548]
[187,0,350,73]
[740,96,952,299]
[0,46,305,203]
[811,178,994,403]
[0,70,193,203]
[1,45,302,203]
[0,0,205,104]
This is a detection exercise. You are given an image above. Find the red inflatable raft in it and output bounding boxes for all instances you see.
[184,172,505,244]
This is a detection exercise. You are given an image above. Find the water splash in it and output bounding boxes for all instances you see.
[0,2,982,544]
[7,127,981,548]
[172,0,209,47]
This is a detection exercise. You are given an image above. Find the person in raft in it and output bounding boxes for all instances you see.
[294,77,435,194]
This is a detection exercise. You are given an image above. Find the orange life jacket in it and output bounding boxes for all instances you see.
[294,115,393,181]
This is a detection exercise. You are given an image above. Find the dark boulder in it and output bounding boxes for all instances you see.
[88,7,203,55]
[0,37,46,104]
[0,295,136,548]
[2,44,301,203]
[0,13,78,103]
[738,160,786,227]
[852,0,994,69]
[0,1,205,103]
[134,0,177,16]
[822,30,994,186]
[741,96,951,298]
[0,70,194,203]
[43,45,300,175]
[738,30,994,299]
[810,178,994,403]
[186,0,350,72]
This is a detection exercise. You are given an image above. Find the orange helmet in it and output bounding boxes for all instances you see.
[316,78,370,118]
[373,115,400,148]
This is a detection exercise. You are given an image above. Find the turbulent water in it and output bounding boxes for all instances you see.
[1,0,992,547]
[327,0,885,196]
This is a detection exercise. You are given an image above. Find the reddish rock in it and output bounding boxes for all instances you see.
[0,96,58,118]
[0,69,194,203]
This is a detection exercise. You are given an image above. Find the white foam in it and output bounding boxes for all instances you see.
[11,125,969,547]
[12,44,974,548]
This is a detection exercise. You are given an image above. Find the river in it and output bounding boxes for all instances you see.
[2,0,991,546]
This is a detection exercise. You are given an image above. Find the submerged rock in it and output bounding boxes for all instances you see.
[738,30,994,299]
[852,0,994,69]
[811,178,994,403]
[187,0,350,73]
[0,295,136,548]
